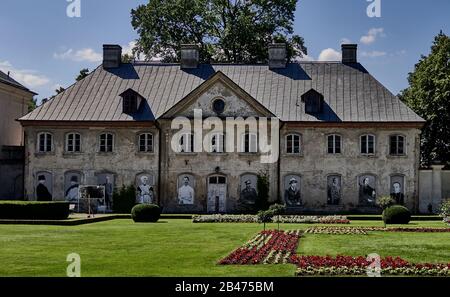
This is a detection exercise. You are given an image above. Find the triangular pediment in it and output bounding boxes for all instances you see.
[160,71,275,118]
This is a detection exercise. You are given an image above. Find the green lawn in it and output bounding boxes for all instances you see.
[0,219,449,276]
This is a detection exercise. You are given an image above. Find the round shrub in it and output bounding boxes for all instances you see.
[382,205,411,224]
[131,204,160,223]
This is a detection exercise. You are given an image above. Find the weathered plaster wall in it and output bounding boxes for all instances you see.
[23,126,159,200]
[280,125,422,212]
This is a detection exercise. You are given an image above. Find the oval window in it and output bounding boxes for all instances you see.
[212,98,225,114]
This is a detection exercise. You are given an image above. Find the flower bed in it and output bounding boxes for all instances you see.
[193,214,349,224]
[291,255,450,276]
[272,215,350,224]
[219,230,302,265]
[362,226,450,233]
[304,226,368,235]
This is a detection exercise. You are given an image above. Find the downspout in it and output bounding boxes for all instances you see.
[277,121,285,203]
[156,121,162,208]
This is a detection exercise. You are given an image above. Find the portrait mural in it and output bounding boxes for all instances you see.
[136,173,155,204]
[177,174,195,205]
[358,175,377,206]
[390,175,405,205]
[35,171,53,201]
[327,175,342,205]
[64,172,82,203]
[283,175,302,206]
[96,173,115,209]
[239,174,258,206]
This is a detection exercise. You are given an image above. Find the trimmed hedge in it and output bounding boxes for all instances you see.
[383,205,411,224]
[131,204,160,223]
[0,201,70,220]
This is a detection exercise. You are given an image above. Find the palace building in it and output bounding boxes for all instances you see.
[19,43,425,214]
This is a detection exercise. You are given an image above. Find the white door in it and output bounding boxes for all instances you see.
[207,176,227,213]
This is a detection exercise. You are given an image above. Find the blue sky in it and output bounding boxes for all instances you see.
[0,0,449,102]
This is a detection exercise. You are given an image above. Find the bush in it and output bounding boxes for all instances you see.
[0,201,70,220]
[382,205,411,224]
[376,196,395,210]
[439,199,450,218]
[131,204,160,223]
[113,185,136,213]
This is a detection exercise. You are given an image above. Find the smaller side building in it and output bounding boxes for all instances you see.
[0,70,35,199]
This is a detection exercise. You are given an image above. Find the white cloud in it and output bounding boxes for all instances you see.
[360,28,385,45]
[0,60,50,88]
[297,52,315,62]
[361,51,387,58]
[53,48,102,63]
[318,48,341,61]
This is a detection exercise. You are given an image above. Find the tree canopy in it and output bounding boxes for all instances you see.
[400,31,450,167]
[131,0,306,63]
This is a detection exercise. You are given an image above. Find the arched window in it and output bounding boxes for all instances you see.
[286,134,301,154]
[389,135,405,155]
[360,134,375,155]
[179,132,194,153]
[138,133,153,152]
[65,133,81,153]
[327,134,341,154]
[99,133,114,152]
[37,132,53,153]
[241,133,258,153]
[210,133,224,153]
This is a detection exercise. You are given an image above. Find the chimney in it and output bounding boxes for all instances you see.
[341,44,358,63]
[268,43,287,69]
[103,44,122,69]
[180,44,199,69]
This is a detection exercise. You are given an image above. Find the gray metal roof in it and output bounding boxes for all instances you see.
[19,62,424,122]
[0,70,37,95]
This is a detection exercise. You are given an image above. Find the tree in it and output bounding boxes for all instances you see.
[400,31,450,167]
[256,171,270,211]
[28,97,37,112]
[131,0,307,63]
[76,68,90,81]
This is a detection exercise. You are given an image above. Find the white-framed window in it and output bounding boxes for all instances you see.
[241,132,258,153]
[327,134,342,154]
[286,134,301,154]
[37,132,53,153]
[99,133,114,153]
[389,135,405,155]
[138,133,153,152]
[210,133,224,153]
[360,134,375,155]
[65,133,81,153]
[179,132,194,153]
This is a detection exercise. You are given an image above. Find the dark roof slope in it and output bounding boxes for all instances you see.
[20,62,424,122]
[0,70,37,95]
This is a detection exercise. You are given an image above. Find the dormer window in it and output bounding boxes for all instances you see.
[120,88,142,114]
[301,89,324,114]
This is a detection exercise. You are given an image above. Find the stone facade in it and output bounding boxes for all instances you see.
[22,80,422,213]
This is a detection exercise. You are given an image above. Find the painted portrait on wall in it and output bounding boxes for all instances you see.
[136,173,155,204]
[239,174,258,206]
[390,175,405,205]
[358,175,376,206]
[327,175,341,205]
[79,185,105,214]
[64,172,82,203]
[96,173,115,209]
[177,174,194,205]
[35,171,52,201]
[283,175,302,206]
